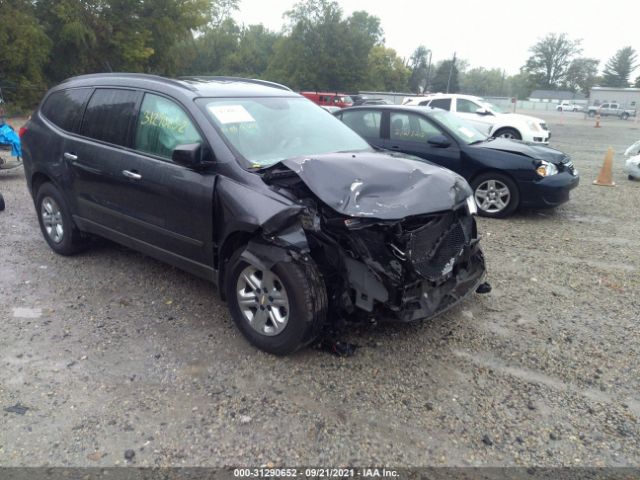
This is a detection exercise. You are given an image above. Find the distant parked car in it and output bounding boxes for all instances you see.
[336,105,579,218]
[588,103,636,120]
[624,140,640,180]
[403,94,551,144]
[300,91,353,109]
[556,101,583,112]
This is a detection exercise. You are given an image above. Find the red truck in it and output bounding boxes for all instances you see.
[300,91,353,108]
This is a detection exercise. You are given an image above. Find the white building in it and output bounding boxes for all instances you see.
[589,87,640,108]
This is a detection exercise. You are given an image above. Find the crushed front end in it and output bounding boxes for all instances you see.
[261,153,487,324]
[306,204,485,322]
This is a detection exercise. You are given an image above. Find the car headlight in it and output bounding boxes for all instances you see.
[527,121,541,132]
[466,195,478,215]
[536,160,558,177]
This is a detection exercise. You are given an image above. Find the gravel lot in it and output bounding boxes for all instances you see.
[1,110,639,467]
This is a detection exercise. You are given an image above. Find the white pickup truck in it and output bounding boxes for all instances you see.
[587,103,636,120]
[403,94,551,144]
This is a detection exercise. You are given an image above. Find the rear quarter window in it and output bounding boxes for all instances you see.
[81,88,139,146]
[40,88,92,133]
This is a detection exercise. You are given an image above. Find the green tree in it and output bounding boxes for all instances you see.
[563,57,599,93]
[506,71,536,100]
[408,46,431,93]
[0,0,51,109]
[430,58,459,93]
[266,0,380,91]
[362,46,409,92]
[223,25,278,77]
[523,33,582,88]
[635,76,640,88]
[459,68,507,96]
[602,46,638,87]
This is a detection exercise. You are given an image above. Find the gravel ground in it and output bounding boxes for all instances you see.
[0,110,639,467]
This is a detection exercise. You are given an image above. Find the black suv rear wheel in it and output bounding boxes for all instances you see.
[225,248,327,355]
[35,182,86,255]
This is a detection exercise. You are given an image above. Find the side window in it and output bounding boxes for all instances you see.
[390,113,444,142]
[601,103,609,109]
[456,98,480,113]
[41,88,92,133]
[134,93,202,159]
[81,89,138,146]
[427,98,452,111]
[341,110,382,138]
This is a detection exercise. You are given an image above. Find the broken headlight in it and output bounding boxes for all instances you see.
[535,160,558,177]
[466,195,477,216]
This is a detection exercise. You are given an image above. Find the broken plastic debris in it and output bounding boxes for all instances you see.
[317,339,359,357]
[4,403,29,415]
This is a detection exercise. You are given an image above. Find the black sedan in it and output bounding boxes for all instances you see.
[335,106,579,217]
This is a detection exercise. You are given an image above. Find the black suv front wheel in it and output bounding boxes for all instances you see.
[225,248,327,355]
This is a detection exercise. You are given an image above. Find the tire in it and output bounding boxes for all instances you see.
[471,172,519,218]
[225,248,327,355]
[35,182,86,255]
[588,111,595,117]
[573,108,578,112]
[493,127,522,141]
[0,193,4,211]
[621,112,629,120]
[556,106,562,112]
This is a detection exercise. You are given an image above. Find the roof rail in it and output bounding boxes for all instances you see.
[60,73,197,92]
[180,76,292,92]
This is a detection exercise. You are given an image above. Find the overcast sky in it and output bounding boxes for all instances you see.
[234,0,640,77]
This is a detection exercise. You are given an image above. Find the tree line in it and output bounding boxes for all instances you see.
[1,0,638,112]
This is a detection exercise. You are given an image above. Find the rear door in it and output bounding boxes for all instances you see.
[383,110,461,173]
[338,109,384,146]
[65,88,142,233]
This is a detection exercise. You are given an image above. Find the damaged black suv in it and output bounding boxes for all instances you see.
[22,74,486,354]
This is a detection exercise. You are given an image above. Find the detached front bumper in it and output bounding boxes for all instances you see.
[519,171,580,208]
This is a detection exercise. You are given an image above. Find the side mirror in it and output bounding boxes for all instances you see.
[172,143,213,168]
[475,107,490,116]
[427,134,451,148]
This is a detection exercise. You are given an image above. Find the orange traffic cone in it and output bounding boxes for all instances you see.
[593,147,616,186]
[594,113,601,128]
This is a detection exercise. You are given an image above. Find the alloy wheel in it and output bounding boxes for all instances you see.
[236,265,290,336]
[41,196,64,243]
[474,180,511,214]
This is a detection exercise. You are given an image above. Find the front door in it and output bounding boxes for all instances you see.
[384,111,461,173]
[123,92,215,267]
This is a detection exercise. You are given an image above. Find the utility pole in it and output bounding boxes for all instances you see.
[425,49,432,94]
[446,52,457,93]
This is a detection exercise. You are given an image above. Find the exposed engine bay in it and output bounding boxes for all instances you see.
[253,153,486,323]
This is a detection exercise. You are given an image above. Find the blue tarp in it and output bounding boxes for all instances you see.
[0,124,22,158]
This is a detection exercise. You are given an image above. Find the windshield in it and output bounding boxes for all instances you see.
[199,97,370,167]
[431,110,488,145]
[480,100,504,114]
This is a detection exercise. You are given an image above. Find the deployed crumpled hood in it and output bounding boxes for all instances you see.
[473,138,569,164]
[279,152,472,219]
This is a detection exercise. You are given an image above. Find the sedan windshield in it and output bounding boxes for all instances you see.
[430,110,488,144]
[199,97,371,167]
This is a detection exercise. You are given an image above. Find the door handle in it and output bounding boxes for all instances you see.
[390,145,401,149]
[63,152,78,161]
[122,170,142,180]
